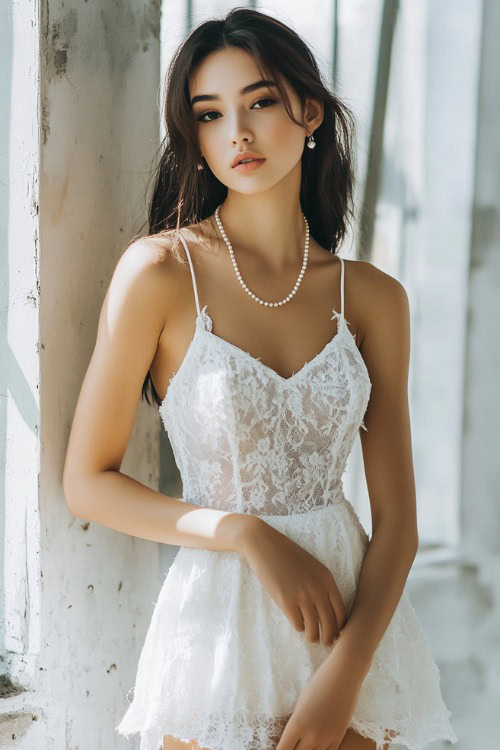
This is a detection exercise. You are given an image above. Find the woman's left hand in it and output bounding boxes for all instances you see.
[275,647,365,750]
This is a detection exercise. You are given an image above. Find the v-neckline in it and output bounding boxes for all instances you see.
[160,305,370,413]
[196,304,349,385]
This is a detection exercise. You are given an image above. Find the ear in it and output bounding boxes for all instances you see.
[303,97,324,134]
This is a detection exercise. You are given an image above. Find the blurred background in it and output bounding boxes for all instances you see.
[1,1,498,747]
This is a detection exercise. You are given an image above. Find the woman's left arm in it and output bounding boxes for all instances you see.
[276,266,419,750]
[331,268,419,673]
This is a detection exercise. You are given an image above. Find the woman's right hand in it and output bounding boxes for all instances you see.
[239,518,347,648]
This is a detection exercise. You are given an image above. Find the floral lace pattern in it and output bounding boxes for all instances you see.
[159,300,371,518]
[115,237,458,750]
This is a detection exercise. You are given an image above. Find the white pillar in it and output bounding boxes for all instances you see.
[1,1,163,746]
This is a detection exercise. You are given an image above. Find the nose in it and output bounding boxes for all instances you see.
[232,137,250,147]
[229,109,254,146]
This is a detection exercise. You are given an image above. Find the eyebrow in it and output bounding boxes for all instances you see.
[190,79,278,107]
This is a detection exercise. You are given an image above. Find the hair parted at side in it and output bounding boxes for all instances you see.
[137,6,358,407]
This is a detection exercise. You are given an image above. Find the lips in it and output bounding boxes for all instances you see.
[231,151,265,168]
[233,159,266,173]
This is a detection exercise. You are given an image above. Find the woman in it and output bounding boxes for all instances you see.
[63,8,458,750]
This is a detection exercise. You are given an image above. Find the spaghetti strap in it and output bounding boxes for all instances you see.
[338,255,345,322]
[178,231,202,320]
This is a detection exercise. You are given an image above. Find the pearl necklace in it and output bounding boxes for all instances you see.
[214,204,310,308]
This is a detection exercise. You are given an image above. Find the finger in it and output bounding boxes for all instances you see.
[328,588,346,636]
[287,603,306,633]
[274,721,300,750]
[293,739,316,749]
[315,595,337,646]
[299,600,320,643]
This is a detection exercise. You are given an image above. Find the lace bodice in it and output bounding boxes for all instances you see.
[159,234,372,517]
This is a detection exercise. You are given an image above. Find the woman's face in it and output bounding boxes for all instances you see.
[188,46,319,194]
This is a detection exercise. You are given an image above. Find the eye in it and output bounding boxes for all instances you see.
[252,97,277,109]
[196,97,277,122]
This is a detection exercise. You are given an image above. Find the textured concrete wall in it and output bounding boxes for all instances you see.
[0,0,163,746]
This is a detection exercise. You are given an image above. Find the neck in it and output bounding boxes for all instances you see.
[216,174,307,271]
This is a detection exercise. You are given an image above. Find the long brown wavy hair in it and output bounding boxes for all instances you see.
[137,6,357,407]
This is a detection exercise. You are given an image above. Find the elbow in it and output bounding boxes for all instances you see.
[373,517,419,557]
[62,471,80,516]
[405,520,419,556]
[405,527,420,560]
[413,527,420,553]
[62,466,90,518]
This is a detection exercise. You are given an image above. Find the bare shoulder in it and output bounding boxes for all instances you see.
[115,233,172,278]
[137,220,217,268]
[123,229,185,274]
[118,221,219,327]
[342,257,409,349]
[118,226,202,311]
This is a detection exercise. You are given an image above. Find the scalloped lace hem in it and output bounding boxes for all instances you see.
[116,709,458,750]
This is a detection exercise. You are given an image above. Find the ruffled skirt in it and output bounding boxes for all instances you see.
[115,500,458,750]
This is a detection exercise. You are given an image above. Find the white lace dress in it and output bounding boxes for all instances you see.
[115,236,458,750]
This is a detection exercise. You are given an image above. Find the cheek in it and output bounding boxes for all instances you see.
[268,111,305,148]
[199,128,222,161]
[271,123,305,163]
[267,119,288,142]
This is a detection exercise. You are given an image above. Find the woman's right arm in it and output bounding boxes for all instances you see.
[62,238,260,554]
[63,237,345,647]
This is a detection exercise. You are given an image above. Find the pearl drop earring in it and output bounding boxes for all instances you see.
[307,133,316,149]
